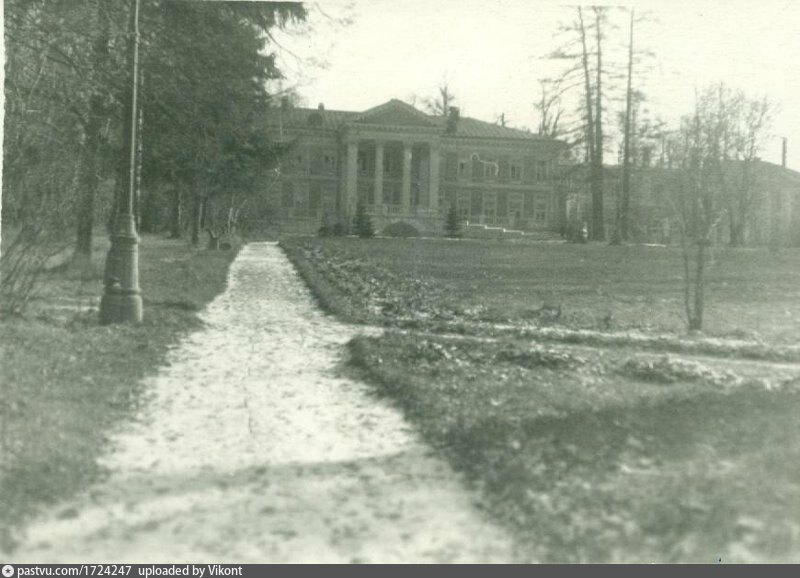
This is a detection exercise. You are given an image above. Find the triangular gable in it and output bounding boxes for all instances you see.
[353,99,438,127]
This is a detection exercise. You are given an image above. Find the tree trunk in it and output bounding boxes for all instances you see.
[226,193,237,237]
[577,8,598,240]
[682,238,706,332]
[577,7,596,168]
[75,115,101,265]
[691,241,706,331]
[682,239,693,329]
[191,194,202,246]
[169,185,183,239]
[201,195,210,232]
[74,4,110,265]
[591,7,605,241]
[620,8,634,243]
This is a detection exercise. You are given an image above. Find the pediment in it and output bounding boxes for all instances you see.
[353,99,437,127]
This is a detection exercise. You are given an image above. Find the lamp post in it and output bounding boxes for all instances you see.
[100,0,143,324]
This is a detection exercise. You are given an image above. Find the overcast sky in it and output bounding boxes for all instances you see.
[273,0,800,169]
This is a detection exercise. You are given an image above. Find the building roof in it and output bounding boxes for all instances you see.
[277,107,359,131]
[752,160,800,184]
[271,99,556,142]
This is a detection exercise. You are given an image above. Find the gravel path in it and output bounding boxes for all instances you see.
[13,243,513,563]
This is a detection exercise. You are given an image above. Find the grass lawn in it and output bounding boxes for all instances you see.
[282,236,800,343]
[284,235,800,562]
[0,234,238,552]
[349,333,800,563]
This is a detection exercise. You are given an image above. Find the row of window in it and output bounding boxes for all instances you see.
[280,179,550,223]
[283,146,555,185]
[450,190,550,222]
[356,181,432,207]
[446,154,552,184]
[281,181,337,212]
[285,149,339,176]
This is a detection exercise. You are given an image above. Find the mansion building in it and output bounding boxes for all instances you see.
[265,99,568,236]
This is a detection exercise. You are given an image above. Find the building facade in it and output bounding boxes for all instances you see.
[265,99,567,236]
[564,162,800,247]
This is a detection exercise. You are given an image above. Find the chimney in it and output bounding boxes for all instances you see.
[318,102,325,111]
[782,137,787,168]
[446,106,460,133]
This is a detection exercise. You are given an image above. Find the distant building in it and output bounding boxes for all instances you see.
[262,98,800,245]
[564,161,800,247]
[263,99,568,236]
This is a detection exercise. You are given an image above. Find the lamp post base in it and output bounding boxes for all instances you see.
[99,212,143,324]
[99,292,143,324]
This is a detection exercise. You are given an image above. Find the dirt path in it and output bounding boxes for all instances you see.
[13,243,513,563]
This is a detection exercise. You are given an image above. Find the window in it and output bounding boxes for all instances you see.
[323,185,337,211]
[483,191,497,223]
[535,161,548,182]
[357,150,368,176]
[457,191,471,218]
[497,191,508,217]
[445,153,458,181]
[310,148,323,175]
[534,200,548,222]
[358,183,372,206]
[458,160,468,179]
[412,183,421,206]
[323,152,337,173]
[470,191,483,216]
[384,151,394,175]
[510,161,522,182]
[483,160,498,180]
[382,182,395,205]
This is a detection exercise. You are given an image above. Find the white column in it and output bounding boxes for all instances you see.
[345,140,358,218]
[428,143,440,214]
[401,141,412,209]
[374,141,384,210]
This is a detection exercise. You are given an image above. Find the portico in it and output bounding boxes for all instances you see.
[343,135,441,221]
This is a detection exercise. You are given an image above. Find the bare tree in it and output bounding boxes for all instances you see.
[569,6,609,241]
[616,7,635,244]
[74,0,115,268]
[590,6,607,241]
[423,84,456,117]
[534,78,564,138]
[723,94,774,246]
[668,85,772,331]
[576,7,596,169]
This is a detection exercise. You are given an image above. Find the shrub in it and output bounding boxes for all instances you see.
[319,221,348,237]
[352,201,375,238]
[444,203,462,238]
[382,222,420,238]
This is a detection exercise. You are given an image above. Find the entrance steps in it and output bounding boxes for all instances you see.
[462,223,562,241]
